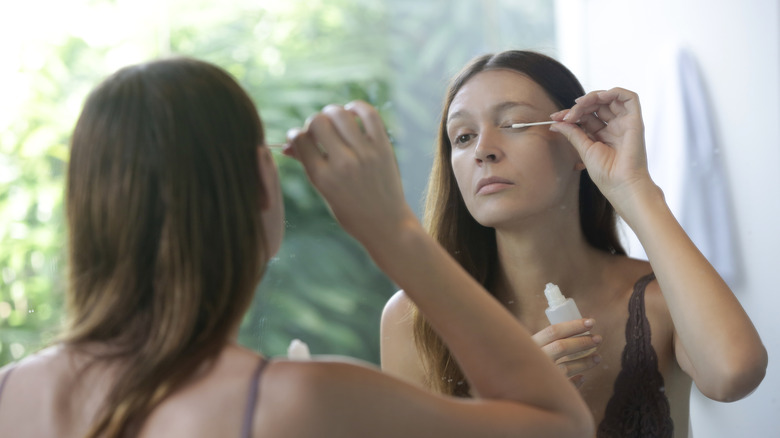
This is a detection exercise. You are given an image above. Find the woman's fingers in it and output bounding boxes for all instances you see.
[287,101,412,245]
[595,87,643,118]
[532,319,602,379]
[551,87,652,211]
[541,334,602,362]
[533,319,595,346]
[291,101,391,163]
[570,374,586,389]
[549,120,600,165]
[576,112,609,137]
[533,319,602,369]
[284,128,307,160]
[306,111,353,162]
[562,87,640,124]
[345,100,391,145]
[286,127,325,173]
[557,352,603,378]
[550,87,647,178]
[321,104,366,151]
[595,104,617,123]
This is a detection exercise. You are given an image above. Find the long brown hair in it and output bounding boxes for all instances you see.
[62,57,268,436]
[414,50,626,396]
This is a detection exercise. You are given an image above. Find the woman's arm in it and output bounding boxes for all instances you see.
[284,101,593,437]
[266,359,588,438]
[551,88,767,402]
[615,184,765,401]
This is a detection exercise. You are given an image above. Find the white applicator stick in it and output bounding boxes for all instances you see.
[511,121,557,128]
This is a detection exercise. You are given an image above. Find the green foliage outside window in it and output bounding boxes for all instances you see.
[0,0,398,366]
[0,0,554,366]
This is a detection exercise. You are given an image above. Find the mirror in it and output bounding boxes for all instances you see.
[0,0,775,437]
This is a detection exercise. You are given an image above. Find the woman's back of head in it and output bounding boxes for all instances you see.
[61,57,269,436]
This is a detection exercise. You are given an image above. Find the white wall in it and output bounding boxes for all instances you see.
[555,0,780,436]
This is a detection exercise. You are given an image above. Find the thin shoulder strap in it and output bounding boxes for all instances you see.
[240,358,270,438]
[597,272,673,438]
[0,365,16,404]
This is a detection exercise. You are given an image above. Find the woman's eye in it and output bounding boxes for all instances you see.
[455,134,474,144]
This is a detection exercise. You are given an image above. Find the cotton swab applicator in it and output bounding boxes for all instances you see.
[511,121,558,128]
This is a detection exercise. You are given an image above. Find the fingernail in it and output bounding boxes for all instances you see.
[550,110,563,118]
[592,335,602,344]
[593,354,602,364]
[584,319,594,328]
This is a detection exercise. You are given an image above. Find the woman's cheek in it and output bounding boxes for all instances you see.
[451,156,471,190]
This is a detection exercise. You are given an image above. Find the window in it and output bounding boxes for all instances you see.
[0,0,554,365]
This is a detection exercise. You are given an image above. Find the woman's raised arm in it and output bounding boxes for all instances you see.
[551,88,767,401]
[281,100,593,437]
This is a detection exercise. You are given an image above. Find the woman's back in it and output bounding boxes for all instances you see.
[0,345,271,438]
[2,341,596,438]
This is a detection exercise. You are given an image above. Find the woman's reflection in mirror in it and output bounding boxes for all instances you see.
[381,50,767,438]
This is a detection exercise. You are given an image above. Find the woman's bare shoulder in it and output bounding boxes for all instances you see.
[380,289,418,345]
[256,358,399,436]
[383,289,416,320]
[264,357,385,396]
[606,256,668,310]
[0,346,104,437]
[606,255,674,342]
[379,290,428,384]
[0,346,73,384]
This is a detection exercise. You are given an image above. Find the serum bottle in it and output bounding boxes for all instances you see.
[544,282,584,324]
[544,283,596,360]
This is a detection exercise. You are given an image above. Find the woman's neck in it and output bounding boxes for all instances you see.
[492,213,609,322]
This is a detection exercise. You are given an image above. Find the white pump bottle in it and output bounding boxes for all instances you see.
[544,283,584,324]
[544,283,596,360]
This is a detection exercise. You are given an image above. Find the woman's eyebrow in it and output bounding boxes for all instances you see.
[446,110,470,125]
[492,101,537,114]
[447,101,537,125]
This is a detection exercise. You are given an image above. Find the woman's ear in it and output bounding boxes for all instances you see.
[257,145,284,258]
[256,146,277,210]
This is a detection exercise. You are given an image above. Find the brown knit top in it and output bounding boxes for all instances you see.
[597,272,674,437]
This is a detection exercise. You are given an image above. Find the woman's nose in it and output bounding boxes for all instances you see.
[474,131,503,163]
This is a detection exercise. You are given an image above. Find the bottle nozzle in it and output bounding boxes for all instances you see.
[544,283,566,308]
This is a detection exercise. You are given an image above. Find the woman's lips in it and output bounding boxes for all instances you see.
[476,177,514,195]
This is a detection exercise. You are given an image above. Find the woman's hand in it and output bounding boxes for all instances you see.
[549,88,658,212]
[284,101,417,247]
[532,319,602,389]
[554,90,767,402]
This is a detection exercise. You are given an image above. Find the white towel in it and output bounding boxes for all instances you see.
[621,47,740,286]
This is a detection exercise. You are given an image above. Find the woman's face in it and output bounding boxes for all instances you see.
[446,69,583,229]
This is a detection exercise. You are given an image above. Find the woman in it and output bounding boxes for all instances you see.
[380,50,767,437]
[0,57,592,437]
